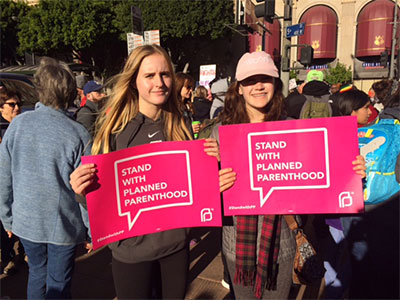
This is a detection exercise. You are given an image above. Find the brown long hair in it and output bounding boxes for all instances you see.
[175,72,195,115]
[217,77,284,125]
[92,45,191,155]
[372,79,400,108]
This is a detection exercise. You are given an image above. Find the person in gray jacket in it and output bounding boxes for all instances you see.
[209,77,229,119]
[0,57,91,299]
[69,45,220,300]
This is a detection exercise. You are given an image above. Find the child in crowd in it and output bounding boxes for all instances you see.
[338,88,372,126]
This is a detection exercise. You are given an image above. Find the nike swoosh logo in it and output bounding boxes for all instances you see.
[148,131,159,138]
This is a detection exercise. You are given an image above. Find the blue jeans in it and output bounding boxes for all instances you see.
[20,238,77,299]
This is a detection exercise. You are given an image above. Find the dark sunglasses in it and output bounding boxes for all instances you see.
[4,102,22,108]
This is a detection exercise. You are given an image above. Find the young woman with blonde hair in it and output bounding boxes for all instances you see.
[92,46,191,155]
[70,45,219,299]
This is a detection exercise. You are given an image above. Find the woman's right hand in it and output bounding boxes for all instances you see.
[70,163,97,196]
[84,241,93,254]
[219,168,236,193]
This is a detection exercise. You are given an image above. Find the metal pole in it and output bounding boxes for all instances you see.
[262,28,266,51]
[235,0,240,24]
[281,0,292,97]
[131,6,134,34]
[389,0,398,79]
[398,21,400,79]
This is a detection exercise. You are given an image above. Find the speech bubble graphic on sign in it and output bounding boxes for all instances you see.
[248,128,330,207]
[82,139,222,250]
[115,151,193,230]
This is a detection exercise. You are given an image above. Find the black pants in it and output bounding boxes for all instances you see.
[112,246,189,299]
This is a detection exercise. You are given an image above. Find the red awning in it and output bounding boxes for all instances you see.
[298,5,338,60]
[248,19,281,60]
[356,0,399,57]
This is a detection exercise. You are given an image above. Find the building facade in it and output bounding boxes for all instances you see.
[238,0,399,91]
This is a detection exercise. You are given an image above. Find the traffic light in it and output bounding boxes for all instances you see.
[255,0,275,24]
[380,50,389,67]
[300,46,313,66]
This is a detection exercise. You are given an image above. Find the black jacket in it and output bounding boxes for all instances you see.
[108,112,188,263]
[0,115,10,140]
[284,81,340,119]
[193,97,212,122]
[75,100,100,136]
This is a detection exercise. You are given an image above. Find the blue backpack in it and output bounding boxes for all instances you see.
[358,119,400,204]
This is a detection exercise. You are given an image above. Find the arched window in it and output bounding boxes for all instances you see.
[356,0,399,57]
[298,5,338,61]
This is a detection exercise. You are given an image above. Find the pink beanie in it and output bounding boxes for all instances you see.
[235,51,279,81]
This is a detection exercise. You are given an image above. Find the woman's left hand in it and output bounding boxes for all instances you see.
[219,168,236,192]
[203,138,220,162]
[352,155,367,178]
[192,122,201,134]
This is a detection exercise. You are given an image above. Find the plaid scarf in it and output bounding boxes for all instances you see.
[234,215,282,299]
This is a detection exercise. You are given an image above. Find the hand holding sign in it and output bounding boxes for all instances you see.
[219,168,237,192]
[352,155,367,178]
[203,138,221,162]
[70,163,97,196]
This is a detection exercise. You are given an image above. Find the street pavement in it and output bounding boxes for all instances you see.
[0,227,231,300]
[0,227,310,300]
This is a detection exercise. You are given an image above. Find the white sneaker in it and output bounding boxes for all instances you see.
[221,279,230,290]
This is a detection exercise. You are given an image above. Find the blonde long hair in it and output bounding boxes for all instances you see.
[92,45,191,154]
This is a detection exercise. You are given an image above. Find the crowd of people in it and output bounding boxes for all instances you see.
[0,45,399,300]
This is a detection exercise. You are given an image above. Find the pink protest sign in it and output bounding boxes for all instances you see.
[219,116,364,215]
[81,140,221,250]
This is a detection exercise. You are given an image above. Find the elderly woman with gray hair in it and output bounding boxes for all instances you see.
[0,57,91,299]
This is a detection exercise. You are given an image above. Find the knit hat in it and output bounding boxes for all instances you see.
[235,51,279,81]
